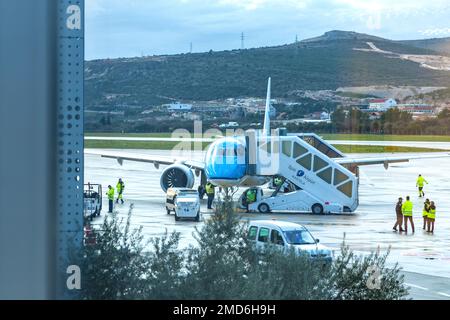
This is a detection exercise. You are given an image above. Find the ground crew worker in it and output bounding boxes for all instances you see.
[393,197,404,232]
[402,196,415,233]
[427,201,436,233]
[274,176,283,188]
[205,182,215,210]
[245,188,257,212]
[106,185,115,213]
[416,174,428,197]
[422,198,431,230]
[116,178,125,204]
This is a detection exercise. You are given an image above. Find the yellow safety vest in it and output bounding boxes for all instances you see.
[417,177,428,187]
[402,201,413,216]
[205,184,215,195]
[428,208,436,220]
[116,182,124,193]
[423,203,430,217]
[107,188,115,200]
[246,190,256,202]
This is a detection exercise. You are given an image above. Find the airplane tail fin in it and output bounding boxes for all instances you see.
[263,77,271,137]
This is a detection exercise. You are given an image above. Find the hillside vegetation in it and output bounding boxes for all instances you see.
[85,31,450,108]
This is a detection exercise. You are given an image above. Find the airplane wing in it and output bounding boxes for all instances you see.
[85,150,205,170]
[336,153,450,169]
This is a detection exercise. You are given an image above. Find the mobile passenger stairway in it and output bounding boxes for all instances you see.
[244,130,359,214]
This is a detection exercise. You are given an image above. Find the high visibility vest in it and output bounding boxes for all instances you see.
[246,190,256,202]
[205,184,215,195]
[423,203,430,217]
[402,201,413,216]
[417,177,427,187]
[116,182,124,193]
[428,208,436,219]
[107,188,115,200]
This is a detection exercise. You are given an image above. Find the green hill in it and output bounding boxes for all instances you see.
[85,31,450,108]
[398,37,450,56]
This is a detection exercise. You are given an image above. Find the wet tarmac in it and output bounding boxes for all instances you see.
[85,149,450,299]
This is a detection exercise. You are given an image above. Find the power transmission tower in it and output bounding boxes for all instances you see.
[241,32,245,50]
[190,42,193,53]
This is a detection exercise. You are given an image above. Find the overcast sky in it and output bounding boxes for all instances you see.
[85,0,450,60]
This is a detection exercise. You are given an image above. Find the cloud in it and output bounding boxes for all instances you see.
[85,0,450,60]
[419,28,450,37]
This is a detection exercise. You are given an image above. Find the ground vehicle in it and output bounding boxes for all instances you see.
[247,220,333,263]
[241,186,344,214]
[219,121,239,128]
[166,188,201,221]
[83,183,102,220]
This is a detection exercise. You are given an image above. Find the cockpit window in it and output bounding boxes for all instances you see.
[216,145,244,157]
[226,147,235,157]
[216,148,224,157]
[237,145,245,157]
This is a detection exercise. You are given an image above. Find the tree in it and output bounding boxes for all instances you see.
[78,205,184,300]
[79,206,151,299]
[331,107,347,132]
[78,196,409,300]
[438,108,450,120]
[323,243,408,300]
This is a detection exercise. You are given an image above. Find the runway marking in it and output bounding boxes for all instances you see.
[437,292,450,298]
[405,283,429,291]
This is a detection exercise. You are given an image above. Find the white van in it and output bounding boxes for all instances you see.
[166,188,201,221]
[247,220,333,263]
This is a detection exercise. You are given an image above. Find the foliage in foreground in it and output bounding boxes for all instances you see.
[79,199,408,300]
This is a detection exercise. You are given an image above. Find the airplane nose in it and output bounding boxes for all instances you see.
[206,155,247,180]
[205,139,247,180]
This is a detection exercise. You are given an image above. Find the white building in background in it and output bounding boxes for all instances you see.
[369,98,397,111]
[320,112,330,120]
[166,102,193,111]
[397,104,436,119]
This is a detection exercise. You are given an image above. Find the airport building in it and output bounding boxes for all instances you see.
[368,98,397,111]
[166,102,193,111]
[398,104,436,119]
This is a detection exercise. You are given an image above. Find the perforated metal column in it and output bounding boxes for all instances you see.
[57,0,84,298]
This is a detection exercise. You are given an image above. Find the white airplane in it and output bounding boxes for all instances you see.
[86,78,448,211]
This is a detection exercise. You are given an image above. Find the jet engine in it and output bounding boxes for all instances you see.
[160,164,195,192]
